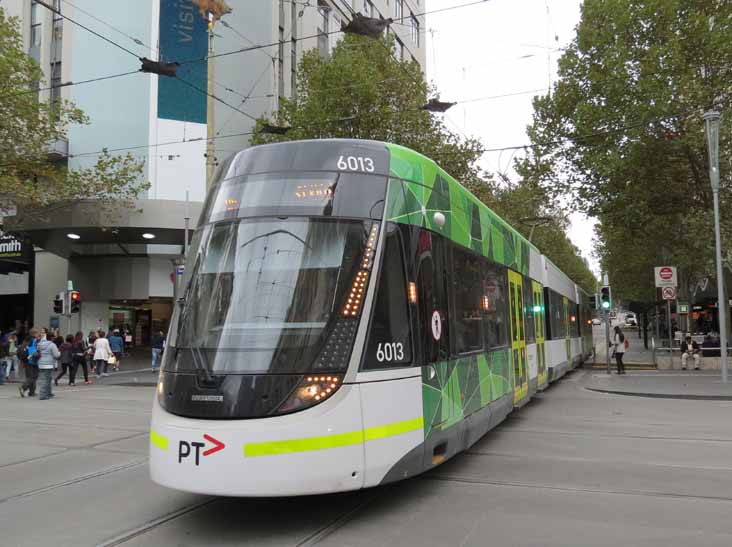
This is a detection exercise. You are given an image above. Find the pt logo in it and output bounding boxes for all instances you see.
[178,434,225,465]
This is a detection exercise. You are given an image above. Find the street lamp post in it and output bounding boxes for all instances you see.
[703,110,728,383]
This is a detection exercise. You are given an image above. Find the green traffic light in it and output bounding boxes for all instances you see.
[533,305,541,313]
[602,301,610,309]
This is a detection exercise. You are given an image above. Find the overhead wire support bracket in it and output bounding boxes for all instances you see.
[342,13,393,38]
[139,58,180,77]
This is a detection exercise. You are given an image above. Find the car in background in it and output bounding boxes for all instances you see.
[592,317,602,325]
[625,312,637,327]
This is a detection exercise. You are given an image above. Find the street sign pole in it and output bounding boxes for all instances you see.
[666,299,673,368]
[605,307,611,375]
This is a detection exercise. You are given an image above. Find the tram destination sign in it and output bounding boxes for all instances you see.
[654,266,677,287]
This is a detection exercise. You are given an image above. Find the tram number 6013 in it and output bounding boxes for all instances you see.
[376,342,404,363]
[337,155,375,172]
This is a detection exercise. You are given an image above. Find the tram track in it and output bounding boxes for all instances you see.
[424,474,732,504]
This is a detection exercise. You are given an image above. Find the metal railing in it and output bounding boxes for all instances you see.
[651,337,731,366]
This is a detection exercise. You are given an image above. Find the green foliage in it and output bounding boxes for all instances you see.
[0,10,148,224]
[252,32,596,290]
[251,34,485,187]
[520,0,732,303]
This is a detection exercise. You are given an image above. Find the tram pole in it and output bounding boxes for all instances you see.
[205,14,215,191]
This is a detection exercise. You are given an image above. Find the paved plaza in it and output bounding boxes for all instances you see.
[1,366,732,547]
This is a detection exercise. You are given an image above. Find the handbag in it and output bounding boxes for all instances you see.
[108,354,117,365]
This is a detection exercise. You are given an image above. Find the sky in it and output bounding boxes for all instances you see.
[426,0,600,277]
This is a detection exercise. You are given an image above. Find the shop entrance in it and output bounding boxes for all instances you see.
[109,298,173,348]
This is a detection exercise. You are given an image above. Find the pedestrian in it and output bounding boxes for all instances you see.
[611,325,626,375]
[0,329,9,385]
[72,331,90,385]
[18,328,40,397]
[151,330,165,372]
[7,332,19,381]
[36,327,60,400]
[108,329,124,372]
[93,330,112,377]
[54,334,75,386]
[681,335,701,370]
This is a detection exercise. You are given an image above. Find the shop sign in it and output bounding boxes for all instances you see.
[0,232,23,259]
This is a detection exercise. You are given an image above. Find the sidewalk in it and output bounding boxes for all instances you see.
[592,333,655,366]
[584,370,732,400]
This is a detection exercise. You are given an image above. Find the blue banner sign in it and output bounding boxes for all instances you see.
[158,0,208,123]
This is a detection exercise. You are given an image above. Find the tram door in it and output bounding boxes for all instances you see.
[508,271,528,405]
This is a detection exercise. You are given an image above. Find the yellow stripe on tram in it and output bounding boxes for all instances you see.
[243,416,424,458]
[150,430,169,451]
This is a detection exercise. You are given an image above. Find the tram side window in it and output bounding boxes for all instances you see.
[363,224,413,369]
[482,261,509,350]
[547,289,566,340]
[452,246,483,353]
[574,302,581,337]
[523,281,535,343]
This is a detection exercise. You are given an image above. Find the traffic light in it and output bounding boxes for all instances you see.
[69,290,81,313]
[53,292,65,314]
[600,286,612,310]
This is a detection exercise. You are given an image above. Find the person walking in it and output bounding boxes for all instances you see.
[18,329,39,397]
[72,331,89,385]
[7,332,19,381]
[151,330,165,373]
[37,328,60,400]
[108,329,124,372]
[54,335,75,386]
[0,329,8,385]
[93,331,112,377]
[611,325,626,375]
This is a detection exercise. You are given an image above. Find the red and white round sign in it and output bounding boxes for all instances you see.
[659,267,673,281]
[431,310,442,341]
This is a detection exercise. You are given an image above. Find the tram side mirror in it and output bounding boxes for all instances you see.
[433,212,446,229]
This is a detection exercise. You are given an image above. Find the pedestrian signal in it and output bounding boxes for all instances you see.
[53,292,65,314]
[70,290,81,313]
[600,286,612,310]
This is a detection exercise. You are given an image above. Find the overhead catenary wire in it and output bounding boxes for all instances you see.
[0,69,141,99]
[177,0,493,66]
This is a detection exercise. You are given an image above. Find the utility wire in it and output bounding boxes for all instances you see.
[35,0,140,58]
[174,77,259,122]
[178,0,492,66]
[60,0,156,52]
[0,69,141,99]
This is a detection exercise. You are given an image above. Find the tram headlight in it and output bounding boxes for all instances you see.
[276,374,344,414]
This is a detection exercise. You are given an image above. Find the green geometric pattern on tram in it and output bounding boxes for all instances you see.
[421,349,512,437]
[384,144,532,276]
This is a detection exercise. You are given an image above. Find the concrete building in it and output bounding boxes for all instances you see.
[0,0,426,343]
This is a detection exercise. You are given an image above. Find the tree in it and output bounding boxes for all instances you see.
[520,0,732,308]
[0,10,148,225]
[250,33,485,187]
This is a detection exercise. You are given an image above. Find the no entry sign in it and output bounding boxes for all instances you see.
[654,266,677,287]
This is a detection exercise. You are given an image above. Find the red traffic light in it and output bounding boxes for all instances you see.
[70,291,80,300]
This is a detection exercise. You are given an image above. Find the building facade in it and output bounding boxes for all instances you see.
[0,0,426,343]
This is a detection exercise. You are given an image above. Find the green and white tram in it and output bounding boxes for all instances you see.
[149,139,593,496]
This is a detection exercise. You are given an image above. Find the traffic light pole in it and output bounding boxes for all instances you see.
[605,308,611,374]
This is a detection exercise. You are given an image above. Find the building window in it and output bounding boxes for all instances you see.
[278,27,285,99]
[50,61,61,118]
[30,1,41,47]
[411,13,419,46]
[291,39,297,97]
[395,0,403,21]
[317,4,329,58]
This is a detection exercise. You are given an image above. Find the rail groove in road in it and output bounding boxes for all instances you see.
[97,498,216,547]
[425,475,732,504]
[0,459,146,505]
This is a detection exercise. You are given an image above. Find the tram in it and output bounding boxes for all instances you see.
[149,139,594,496]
